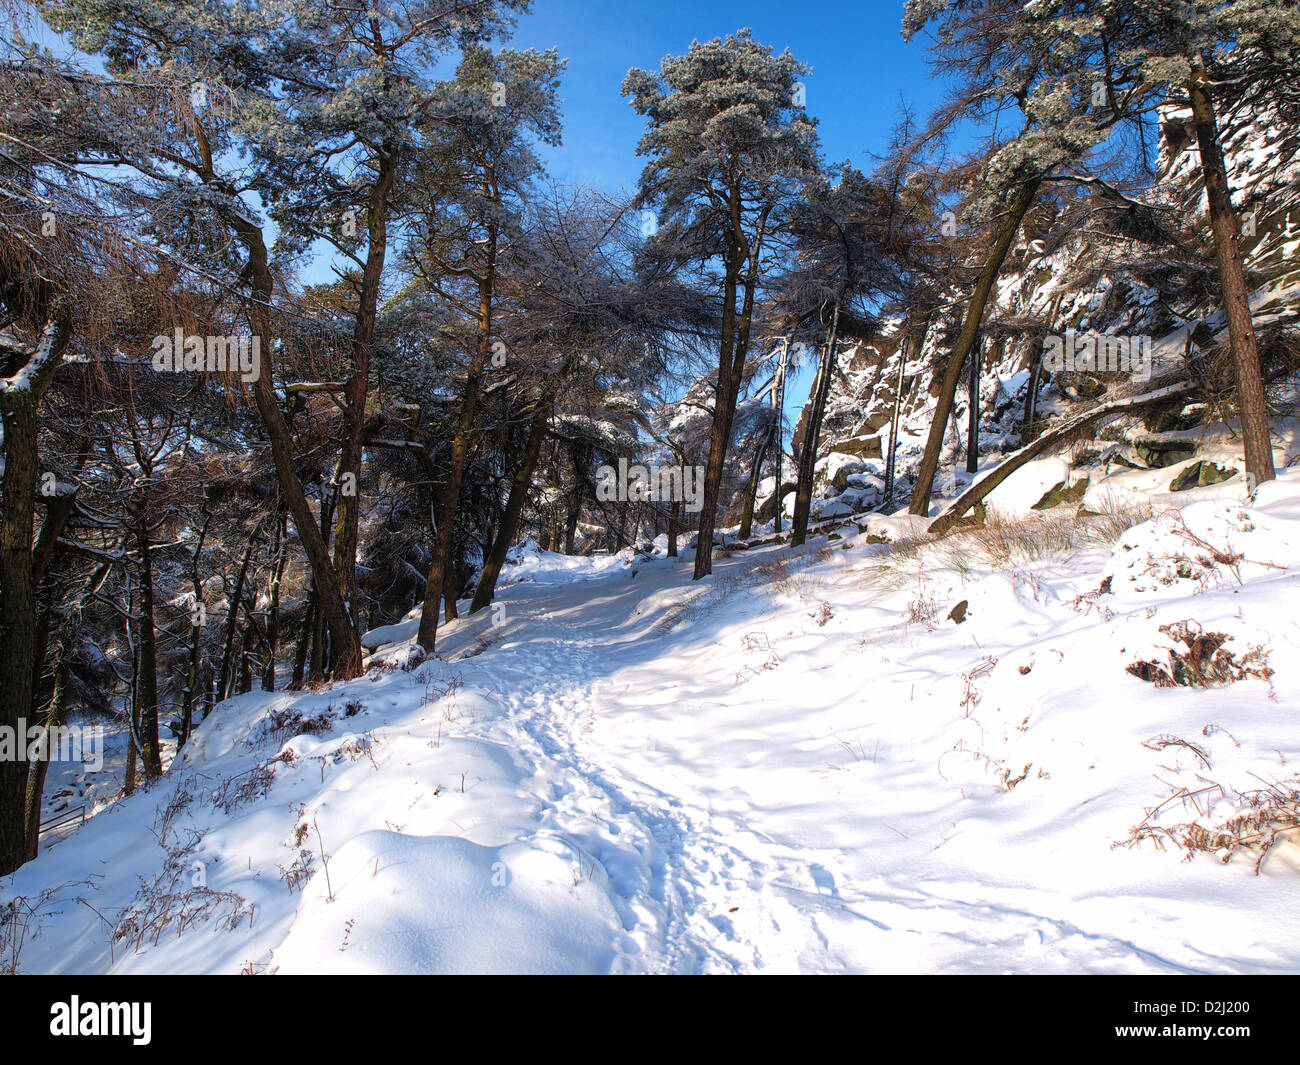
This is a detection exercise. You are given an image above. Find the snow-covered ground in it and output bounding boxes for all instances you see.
[5,458,1300,974]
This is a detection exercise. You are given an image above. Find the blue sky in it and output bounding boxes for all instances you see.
[25,0,949,437]
[508,0,945,196]
[504,1,949,432]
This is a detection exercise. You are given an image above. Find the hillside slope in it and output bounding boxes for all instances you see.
[769,100,1300,529]
[5,452,1300,974]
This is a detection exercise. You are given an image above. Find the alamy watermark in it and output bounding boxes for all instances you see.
[152,328,261,383]
[50,997,151,1045]
[1041,330,1152,383]
[0,718,104,772]
[596,460,704,512]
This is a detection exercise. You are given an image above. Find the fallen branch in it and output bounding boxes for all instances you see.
[929,378,1197,537]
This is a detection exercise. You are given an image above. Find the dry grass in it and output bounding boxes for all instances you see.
[852,500,1158,591]
[1117,774,1300,874]
[653,548,834,633]
[247,706,336,751]
[1,883,88,974]
[113,831,252,954]
[1127,620,1274,690]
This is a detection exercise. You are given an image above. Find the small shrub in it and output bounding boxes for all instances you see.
[1117,776,1300,874]
[1127,620,1273,689]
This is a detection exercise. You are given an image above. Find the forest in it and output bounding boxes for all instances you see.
[2,0,1299,981]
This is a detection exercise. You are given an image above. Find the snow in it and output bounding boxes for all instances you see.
[7,468,1300,974]
[272,833,621,974]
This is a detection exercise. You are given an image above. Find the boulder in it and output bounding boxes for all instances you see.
[1031,476,1090,510]
[1133,436,1198,468]
[1169,461,1238,492]
[826,435,883,461]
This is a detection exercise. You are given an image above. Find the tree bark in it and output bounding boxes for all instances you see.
[263,516,287,691]
[694,209,765,579]
[737,429,771,541]
[292,590,315,690]
[792,302,841,546]
[0,310,71,876]
[225,208,360,679]
[738,338,788,540]
[772,338,789,535]
[217,537,257,703]
[416,216,498,651]
[908,177,1043,516]
[22,656,68,861]
[885,315,927,506]
[134,512,163,779]
[333,146,399,627]
[1187,63,1275,488]
[177,515,209,747]
[966,333,981,475]
[470,402,547,614]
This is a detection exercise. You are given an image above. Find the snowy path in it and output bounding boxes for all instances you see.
[433,542,1239,974]
[495,616,832,972]
[458,558,792,971]
[440,503,1300,973]
[8,481,1300,974]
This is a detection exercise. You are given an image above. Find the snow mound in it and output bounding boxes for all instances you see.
[1103,499,1300,598]
[272,832,620,974]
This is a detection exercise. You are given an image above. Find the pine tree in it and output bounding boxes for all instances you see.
[901,0,1133,517]
[623,29,820,578]
[410,44,563,652]
[1091,0,1300,487]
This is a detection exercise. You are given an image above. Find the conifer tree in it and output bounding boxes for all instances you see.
[623,29,820,578]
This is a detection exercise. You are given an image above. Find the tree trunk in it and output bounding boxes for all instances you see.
[966,333,981,475]
[908,176,1043,516]
[564,487,582,555]
[333,148,399,632]
[929,380,1195,537]
[772,337,789,535]
[417,230,497,652]
[177,516,209,747]
[470,403,547,614]
[737,429,771,541]
[237,623,254,695]
[263,516,287,691]
[124,590,138,799]
[22,656,67,861]
[292,590,315,690]
[885,316,926,506]
[226,210,360,679]
[442,563,459,623]
[179,613,202,749]
[1023,351,1043,431]
[1187,64,1275,488]
[217,537,256,703]
[308,585,326,684]
[792,302,841,546]
[134,513,163,779]
[694,253,744,579]
[738,339,787,541]
[0,311,70,876]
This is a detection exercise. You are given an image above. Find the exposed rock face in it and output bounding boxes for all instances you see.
[1032,477,1091,510]
[826,434,883,461]
[1134,438,1199,469]
[797,102,1299,514]
[1170,461,1239,492]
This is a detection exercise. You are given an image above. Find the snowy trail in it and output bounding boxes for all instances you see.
[9,480,1300,974]
[448,519,1300,974]
[461,558,1151,974]
[478,581,824,973]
